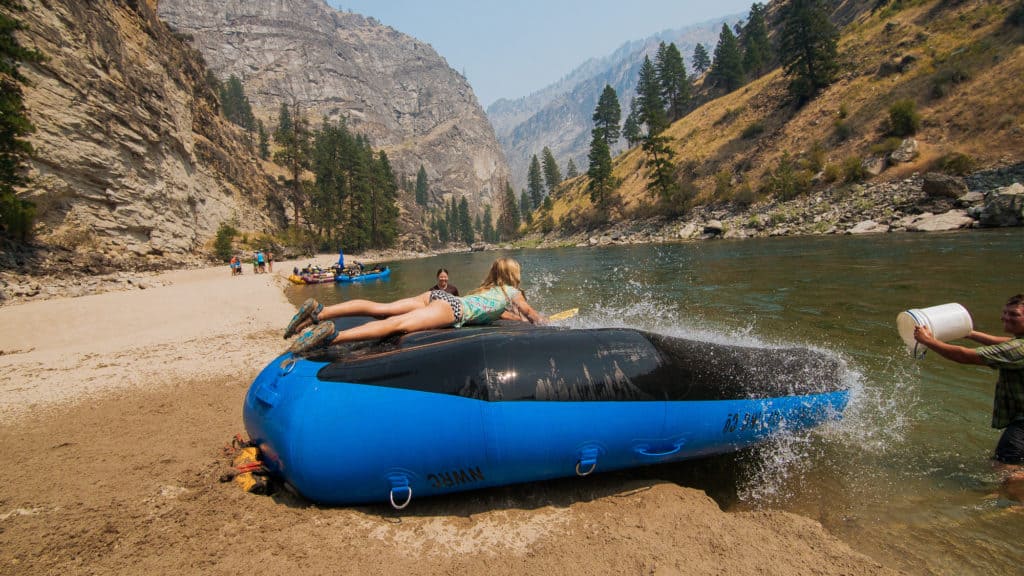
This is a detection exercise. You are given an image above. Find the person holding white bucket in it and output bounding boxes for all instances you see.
[913,294,1024,496]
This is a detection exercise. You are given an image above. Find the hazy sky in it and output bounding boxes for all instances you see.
[326,1,752,108]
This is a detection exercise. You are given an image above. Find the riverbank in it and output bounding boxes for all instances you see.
[0,259,900,575]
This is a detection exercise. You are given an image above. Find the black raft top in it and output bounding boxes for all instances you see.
[312,319,846,402]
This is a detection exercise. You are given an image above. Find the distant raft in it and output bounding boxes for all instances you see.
[243,321,849,507]
[334,266,390,283]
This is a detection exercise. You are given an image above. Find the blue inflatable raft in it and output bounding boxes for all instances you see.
[243,320,849,507]
[334,266,390,283]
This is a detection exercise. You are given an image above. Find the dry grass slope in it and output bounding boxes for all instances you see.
[542,0,1024,231]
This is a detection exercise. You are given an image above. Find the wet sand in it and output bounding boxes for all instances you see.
[0,259,900,575]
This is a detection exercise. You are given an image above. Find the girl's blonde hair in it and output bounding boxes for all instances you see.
[471,257,522,294]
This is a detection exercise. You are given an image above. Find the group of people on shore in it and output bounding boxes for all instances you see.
[228,250,274,276]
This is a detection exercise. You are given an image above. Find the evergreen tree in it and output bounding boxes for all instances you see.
[482,204,497,243]
[541,146,562,191]
[565,158,578,179]
[415,164,428,206]
[635,56,667,136]
[591,84,621,148]
[692,43,711,75]
[527,154,545,207]
[309,118,348,243]
[709,23,745,92]
[655,42,690,123]
[369,150,399,247]
[642,134,676,200]
[587,130,614,208]
[219,75,255,131]
[256,119,270,160]
[622,98,643,148]
[519,190,533,225]
[778,0,839,103]
[0,0,44,241]
[741,3,772,78]
[273,103,311,224]
[497,182,520,240]
[457,196,473,244]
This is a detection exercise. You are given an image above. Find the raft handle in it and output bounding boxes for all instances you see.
[389,486,412,510]
[636,444,683,458]
[575,447,600,477]
[575,460,597,476]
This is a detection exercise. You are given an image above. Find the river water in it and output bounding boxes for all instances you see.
[286,229,1024,575]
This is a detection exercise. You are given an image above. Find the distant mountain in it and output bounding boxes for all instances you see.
[488,16,743,192]
[158,0,509,216]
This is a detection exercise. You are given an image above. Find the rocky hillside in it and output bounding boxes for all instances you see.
[157,0,509,215]
[488,18,733,192]
[537,0,1024,241]
[10,0,284,270]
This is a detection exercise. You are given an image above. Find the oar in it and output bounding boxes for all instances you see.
[548,308,578,321]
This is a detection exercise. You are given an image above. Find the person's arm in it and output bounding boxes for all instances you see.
[510,293,546,325]
[914,326,986,365]
[965,330,1012,346]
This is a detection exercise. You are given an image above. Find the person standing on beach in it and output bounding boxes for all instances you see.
[267,251,274,273]
[430,268,459,296]
[914,294,1024,496]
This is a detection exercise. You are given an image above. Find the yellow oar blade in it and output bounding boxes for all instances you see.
[548,308,578,321]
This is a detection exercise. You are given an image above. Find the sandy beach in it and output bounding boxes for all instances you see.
[0,258,900,575]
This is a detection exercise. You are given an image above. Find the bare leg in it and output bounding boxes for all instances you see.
[290,292,432,335]
[329,300,455,344]
[319,292,430,320]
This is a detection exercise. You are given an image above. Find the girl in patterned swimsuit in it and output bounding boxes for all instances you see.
[284,257,546,355]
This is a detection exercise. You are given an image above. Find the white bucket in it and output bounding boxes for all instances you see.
[896,303,973,358]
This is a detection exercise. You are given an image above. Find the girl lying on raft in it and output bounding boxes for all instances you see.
[284,257,546,355]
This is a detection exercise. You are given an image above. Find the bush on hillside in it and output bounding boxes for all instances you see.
[842,156,868,183]
[936,151,976,176]
[732,183,757,208]
[930,65,971,100]
[741,121,766,139]
[833,118,854,142]
[1008,1,1024,28]
[761,153,812,200]
[870,137,903,155]
[214,222,237,262]
[714,169,732,197]
[888,99,920,137]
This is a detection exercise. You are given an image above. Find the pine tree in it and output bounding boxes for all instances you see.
[587,130,614,208]
[369,150,399,247]
[482,204,497,243]
[592,84,621,148]
[497,182,520,240]
[257,119,270,160]
[415,164,428,206]
[219,75,255,131]
[0,0,44,241]
[692,43,711,75]
[656,42,690,123]
[519,190,533,225]
[635,56,667,136]
[273,103,311,224]
[457,197,473,244]
[709,23,745,92]
[527,154,545,207]
[741,3,772,79]
[565,158,578,179]
[779,0,839,103]
[541,146,562,191]
[642,134,676,200]
[622,98,643,147]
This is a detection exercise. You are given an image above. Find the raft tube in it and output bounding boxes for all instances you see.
[244,321,849,507]
[334,266,390,283]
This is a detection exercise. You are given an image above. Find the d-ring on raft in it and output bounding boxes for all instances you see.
[244,319,849,507]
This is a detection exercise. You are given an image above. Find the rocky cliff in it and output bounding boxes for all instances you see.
[157,0,509,215]
[12,0,284,268]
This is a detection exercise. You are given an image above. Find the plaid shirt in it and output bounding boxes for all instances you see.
[977,338,1024,429]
